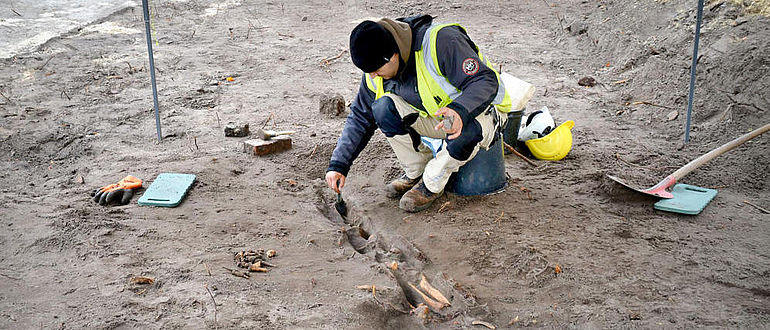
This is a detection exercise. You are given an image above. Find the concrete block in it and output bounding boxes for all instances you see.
[243,136,292,156]
[225,122,250,137]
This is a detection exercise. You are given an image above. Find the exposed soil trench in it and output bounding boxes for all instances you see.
[0,0,768,328]
[315,185,494,326]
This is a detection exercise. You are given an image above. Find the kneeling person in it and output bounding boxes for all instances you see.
[325,15,513,212]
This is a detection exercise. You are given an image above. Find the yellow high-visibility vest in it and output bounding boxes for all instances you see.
[364,23,512,119]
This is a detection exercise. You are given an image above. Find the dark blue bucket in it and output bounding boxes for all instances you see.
[446,136,507,196]
[420,136,508,196]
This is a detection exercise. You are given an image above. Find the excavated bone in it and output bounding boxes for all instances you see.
[407,283,446,312]
[249,261,269,272]
[389,266,444,313]
[419,274,451,307]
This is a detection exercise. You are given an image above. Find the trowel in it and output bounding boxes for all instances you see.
[334,180,348,218]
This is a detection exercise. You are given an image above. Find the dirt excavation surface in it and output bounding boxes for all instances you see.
[1,0,769,328]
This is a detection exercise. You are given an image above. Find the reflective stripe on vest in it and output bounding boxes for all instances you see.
[364,73,385,99]
[364,23,511,118]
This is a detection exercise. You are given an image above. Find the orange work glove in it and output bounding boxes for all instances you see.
[91,175,143,205]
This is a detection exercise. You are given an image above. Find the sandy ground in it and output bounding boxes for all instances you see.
[0,0,138,59]
[0,0,769,328]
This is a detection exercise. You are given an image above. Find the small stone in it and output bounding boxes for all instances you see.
[578,77,597,87]
[224,122,250,137]
[667,110,678,121]
[319,93,346,117]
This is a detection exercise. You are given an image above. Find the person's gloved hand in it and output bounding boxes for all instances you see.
[91,175,143,205]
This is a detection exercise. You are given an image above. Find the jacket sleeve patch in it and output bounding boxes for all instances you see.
[461,58,479,75]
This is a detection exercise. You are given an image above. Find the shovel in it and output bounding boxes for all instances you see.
[608,122,770,198]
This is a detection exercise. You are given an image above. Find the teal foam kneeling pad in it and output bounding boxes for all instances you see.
[654,184,717,215]
[137,173,196,207]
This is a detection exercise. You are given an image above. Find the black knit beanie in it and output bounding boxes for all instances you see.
[349,21,398,73]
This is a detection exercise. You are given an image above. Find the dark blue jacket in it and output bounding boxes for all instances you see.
[328,15,500,176]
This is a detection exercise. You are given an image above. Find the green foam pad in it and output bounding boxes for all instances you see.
[137,173,196,207]
[654,184,717,215]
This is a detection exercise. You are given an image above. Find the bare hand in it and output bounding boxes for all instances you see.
[434,107,463,140]
[325,171,346,193]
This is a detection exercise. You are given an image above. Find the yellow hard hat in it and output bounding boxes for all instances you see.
[524,120,575,161]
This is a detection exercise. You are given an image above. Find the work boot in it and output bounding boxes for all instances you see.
[399,181,442,213]
[385,173,421,199]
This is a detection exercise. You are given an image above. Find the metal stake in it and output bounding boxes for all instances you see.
[684,0,705,144]
[142,0,162,142]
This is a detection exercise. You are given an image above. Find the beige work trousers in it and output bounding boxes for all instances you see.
[384,95,506,193]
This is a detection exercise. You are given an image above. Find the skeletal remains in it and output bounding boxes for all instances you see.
[233,249,277,273]
[389,262,452,313]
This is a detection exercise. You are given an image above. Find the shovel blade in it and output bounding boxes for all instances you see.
[606,174,675,199]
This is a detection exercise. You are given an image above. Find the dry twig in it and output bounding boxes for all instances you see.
[437,201,451,213]
[744,200,770,214]
[503,142,539,167]
[495,211,505,223]
[0,273,21,281]
[307,144,319,158]
[320,49,348,66]
[205,284,218,328]
[721,91,769,113]
[630,101,674,110]
[0,91,11,103]
[261,112,276,129]
[204,263,212,276]
[540,0,564,32]
[38,55,56,71]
